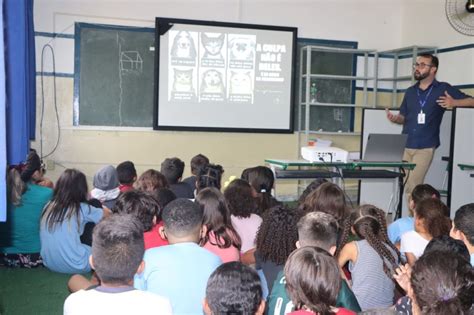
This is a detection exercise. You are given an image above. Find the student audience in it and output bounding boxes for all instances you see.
[224,179,262,254]
[40,169,109,273]
[134,169,168,192]
[63,214,172,315]
[183,153,209,192]
[267,212,361,314]
[204,261,265,315]
[337,205,400,311]
[2,153,472,314]
[116,160,137,193]
[388,184,440,245]
[0,150,53,268]
[254,205,298,292]
[284,246,356,315]
[134,198,221,314]
[113,190,168,250]
[400,198,451,265]
[161,157,195,198]
[196,187,242,263]
[90,165,120,209]
[451,203,474,266]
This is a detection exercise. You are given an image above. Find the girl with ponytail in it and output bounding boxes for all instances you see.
[0,150,53,267]
[243,166,280,215]
[336,205,400,311]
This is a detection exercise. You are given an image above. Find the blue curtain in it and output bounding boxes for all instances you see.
[4,0,36,165]
[0,0,6,222]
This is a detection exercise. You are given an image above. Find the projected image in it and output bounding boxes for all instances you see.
[169,67,196,101]
[157,18,296,132]
[200,69,226,101]
[200,33,226,68]
[170,30,198,66]
[228,70,253,103]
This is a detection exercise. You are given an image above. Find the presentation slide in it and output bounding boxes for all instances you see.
[154,18,297,132]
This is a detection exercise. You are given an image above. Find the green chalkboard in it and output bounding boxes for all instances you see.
[74,23,155,127]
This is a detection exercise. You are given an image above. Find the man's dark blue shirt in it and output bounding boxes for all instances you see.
[400,80,469,149]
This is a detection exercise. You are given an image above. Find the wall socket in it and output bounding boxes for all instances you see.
[45,159,55,171]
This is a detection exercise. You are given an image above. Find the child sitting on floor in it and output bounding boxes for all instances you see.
[116,161,137,193]
[64,214,172,315]
[113,190,168,250]
[400,198,451,266]
[134,198,222,314]
[284,246,356,315]
[40,169,110,274]
[204,261,265,315]
[337,205,400,311]
[196,187,241,263]
[388,184,440,245]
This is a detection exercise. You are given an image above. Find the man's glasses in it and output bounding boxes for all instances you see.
[413,63,432,69]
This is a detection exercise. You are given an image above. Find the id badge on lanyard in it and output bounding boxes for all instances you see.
[416,85,434,125]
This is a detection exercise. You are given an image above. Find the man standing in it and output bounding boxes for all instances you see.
[386,54,471,197]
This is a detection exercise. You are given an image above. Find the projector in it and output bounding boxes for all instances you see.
[301,146,349,163]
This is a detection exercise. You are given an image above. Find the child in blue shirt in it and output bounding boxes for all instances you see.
[40,169,109,274]
[134,198,222,314]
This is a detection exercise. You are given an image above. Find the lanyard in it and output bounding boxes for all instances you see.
[416,85,434,110]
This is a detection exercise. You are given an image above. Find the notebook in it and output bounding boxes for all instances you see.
[358,133,408,162]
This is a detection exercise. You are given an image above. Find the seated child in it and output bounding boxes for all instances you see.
[254,205,298,292]
[297,178,328,206]
[224,179,262,254]
[284,246,356,315]
[183,153,209,192]
[243,166,280,214]
[134,198,222,314]
[134,169,168,192]
[400,198,451,266]
[0,150,53,268]
[450,203,474,266]
[161,157,194,199]
[116,161,137,193]
[337,205,400,310]
[113,190,168,250]
[267,212,361,315]
[90,165,120,209]
[298,182,350,226]
[196,163,224,193]
[40,169,109,274]
[204,261,265,315]
[196,187,241,263]
[388,184,440,245]
[64,214,172,315]
[409,251,473,315]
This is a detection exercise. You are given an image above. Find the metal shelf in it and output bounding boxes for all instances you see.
[308,74,375,80]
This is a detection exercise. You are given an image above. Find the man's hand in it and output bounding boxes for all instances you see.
[437,91,454,109]
[386,108,401,123]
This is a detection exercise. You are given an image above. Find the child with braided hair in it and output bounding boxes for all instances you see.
[336,205,400,311]
[196,163,224,194]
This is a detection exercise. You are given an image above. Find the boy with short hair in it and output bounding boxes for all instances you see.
[204,261,265,315]
[134,198,222,314]
[116,161,137,193]
[450,203,474,266]
[183,153,209,191]
[63,214,172,315]
[161,157,194,198]
[266,212,361,314]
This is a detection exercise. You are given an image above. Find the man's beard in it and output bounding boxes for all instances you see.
[414,70,429,81]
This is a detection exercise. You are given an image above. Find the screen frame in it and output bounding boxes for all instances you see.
[153,17,297,133]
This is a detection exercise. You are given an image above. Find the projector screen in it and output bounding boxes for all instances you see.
[154,18,297,133]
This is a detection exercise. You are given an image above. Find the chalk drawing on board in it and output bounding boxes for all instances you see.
[120,51,143,74]
[117,34,124,125]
